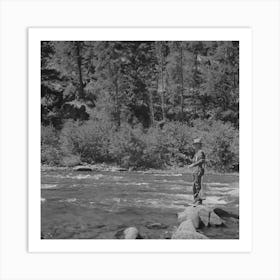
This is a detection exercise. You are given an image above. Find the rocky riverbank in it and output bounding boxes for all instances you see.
[114,205,238,239]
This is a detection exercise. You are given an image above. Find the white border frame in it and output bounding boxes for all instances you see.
[28,27,252,253]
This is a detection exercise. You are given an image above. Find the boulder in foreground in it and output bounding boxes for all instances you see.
[213,207,239,219]
[209,211,224,226]
[123,227,140,239]
[177,207,200,228]
[172,220,208,239]
[198,207,211,227]
[178,205,225,228]
[173,205,228,239]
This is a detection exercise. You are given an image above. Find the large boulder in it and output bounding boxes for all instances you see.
[173,205,231,239]
[209,211,224,226]
[123,227,140,239]
[177,205,226,228]
[172,220,208,239]
[198,207,211,227]
[73,165,93,171]
[177,207,200,228]
[213,208,239,219]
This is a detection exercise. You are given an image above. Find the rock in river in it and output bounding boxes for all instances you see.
[213,207,239,219]
[123,227,140,239]
[177,207,200,228]
[209,211,224,226]
[198,207,211,227]
[172,220,208,239]
[73,165,93,171]
[145,222,168,229]
[178,205,225,228]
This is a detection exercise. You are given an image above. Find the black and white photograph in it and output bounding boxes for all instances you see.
[40,40,240,240]
[2,0,280,279]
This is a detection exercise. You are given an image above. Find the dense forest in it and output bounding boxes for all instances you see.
[41,41,239,172]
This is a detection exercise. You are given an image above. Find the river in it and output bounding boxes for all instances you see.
[41,169,239,239]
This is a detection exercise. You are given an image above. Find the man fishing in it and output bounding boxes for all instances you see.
[188,138,206,205]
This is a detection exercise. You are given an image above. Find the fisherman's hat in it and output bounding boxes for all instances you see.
[193,138,202,144]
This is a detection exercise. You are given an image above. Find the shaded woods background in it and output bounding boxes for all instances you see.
[41,41,239,172]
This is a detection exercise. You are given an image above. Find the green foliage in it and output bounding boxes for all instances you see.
[41,40,239,172]
[41,146,61,166]
[59,119,114,163]
[109,125,169,169]
[41,125,61,165]
[42,41,239,129]
[41,119,238,172]
[143,126,172,167]
[190,119,239,171]
[60,155,81,167]
[162,122,194,154]
[41,125,59,146]
[109,124,146,168]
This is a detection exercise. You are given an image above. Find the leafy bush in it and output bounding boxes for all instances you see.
[60,155,81,167]
[142,126,171,168]
[161,122,195,164]
[109,124,170,169]
[41,146,61,165]
[191,119,239,171]
[59,119,114,163]
[109,124,145,168]
[41,125,61,165]
[41,119,239,172]
[41,125,59,147]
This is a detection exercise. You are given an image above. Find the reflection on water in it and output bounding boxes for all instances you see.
[41,170,239,239]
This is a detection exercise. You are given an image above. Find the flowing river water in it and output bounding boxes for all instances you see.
[41,170,239,239]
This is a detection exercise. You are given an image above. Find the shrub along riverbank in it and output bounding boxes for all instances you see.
[41,119,238,173]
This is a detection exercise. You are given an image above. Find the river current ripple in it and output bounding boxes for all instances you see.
[41,170,239,239]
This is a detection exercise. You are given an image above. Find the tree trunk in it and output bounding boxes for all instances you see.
[180,43,184,121]
[108,60,121,128]
[159,43,166,122]
[75,42,84,98]
[148,90,155,126]
[114,76,121,128]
